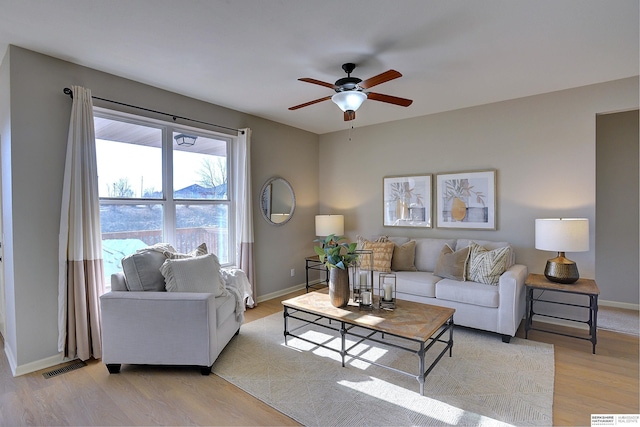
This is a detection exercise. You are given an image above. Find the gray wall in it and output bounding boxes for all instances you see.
[596,110,639,305]
[1,46,319,373]
[318,77,639,310]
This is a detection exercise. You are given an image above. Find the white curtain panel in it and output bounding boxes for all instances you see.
[234,128,256,307]
[57,86,105,360]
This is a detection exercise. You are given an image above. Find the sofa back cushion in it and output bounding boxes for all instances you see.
[121,249,168,292]
[414,238,456,272]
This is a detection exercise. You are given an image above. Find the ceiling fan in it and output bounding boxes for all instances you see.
[289,63,413,121]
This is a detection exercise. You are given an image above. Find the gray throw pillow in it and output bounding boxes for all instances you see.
[434,244,471,281]
[121,249,168,292]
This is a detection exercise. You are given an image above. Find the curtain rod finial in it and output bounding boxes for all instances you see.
[63,87,73,99]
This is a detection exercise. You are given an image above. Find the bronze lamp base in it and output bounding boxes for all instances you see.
[544,252,579,284]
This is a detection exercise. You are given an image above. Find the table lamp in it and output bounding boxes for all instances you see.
[315,214,344,238]
[535,218,589,284]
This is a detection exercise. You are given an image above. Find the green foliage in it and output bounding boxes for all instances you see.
[313,234,358,270]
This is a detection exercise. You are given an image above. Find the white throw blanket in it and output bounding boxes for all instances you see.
[221,268,254,322]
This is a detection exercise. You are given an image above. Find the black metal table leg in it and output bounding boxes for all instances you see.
[283,307,289,345]
[525,287,533,338]
[590,295,598,354]
[340,321,346,367]
[418,342,425,396]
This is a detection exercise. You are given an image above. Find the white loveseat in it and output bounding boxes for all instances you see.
[361,237,527,342]
[100,244,246,375]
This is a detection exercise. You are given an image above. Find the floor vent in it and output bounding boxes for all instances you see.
[42,360,87,379]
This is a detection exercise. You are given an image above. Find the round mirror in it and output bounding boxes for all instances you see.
[259,177,295,225]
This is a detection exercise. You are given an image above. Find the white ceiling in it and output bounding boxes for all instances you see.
[0,0,637,134]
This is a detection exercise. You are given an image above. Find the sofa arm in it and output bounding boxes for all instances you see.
[110,272,128,291]
[497,264,528,337]
[100,291,218,367]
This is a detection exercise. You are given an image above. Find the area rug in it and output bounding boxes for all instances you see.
[213,311,554,426]
[598,306,640,337]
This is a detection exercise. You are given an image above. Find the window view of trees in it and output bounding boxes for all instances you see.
[94,113,233,286]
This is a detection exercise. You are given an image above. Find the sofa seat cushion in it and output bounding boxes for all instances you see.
[215,293,237,327]
[435,279,499,308]
[393,271,442,298]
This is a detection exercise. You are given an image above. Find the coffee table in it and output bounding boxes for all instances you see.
[282,291,455,395]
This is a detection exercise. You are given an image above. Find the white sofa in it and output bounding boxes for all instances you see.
[364,237,527,342]
[100,245,244,375]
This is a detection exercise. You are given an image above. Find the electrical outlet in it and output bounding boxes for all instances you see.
[290,268,295,277]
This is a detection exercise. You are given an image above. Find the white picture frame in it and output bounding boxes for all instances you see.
[436,170,496,230]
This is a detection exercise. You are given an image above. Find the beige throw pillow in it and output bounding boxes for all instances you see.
[434,244,470,281]
[391,240,417,271]
[467,242,510,285]
[357,237,395,273]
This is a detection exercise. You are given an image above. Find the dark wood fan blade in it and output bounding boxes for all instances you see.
[367,92,413,107]
[344,110,356,121]
[358,70,402,89]
[289,96,332,110]
[298,78,337,89]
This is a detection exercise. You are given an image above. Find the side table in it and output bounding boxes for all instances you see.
[305,255,328,293]
[525,273,599,353]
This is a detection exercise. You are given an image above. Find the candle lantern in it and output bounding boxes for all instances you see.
[352,250,374,310]
[379,273,396,310]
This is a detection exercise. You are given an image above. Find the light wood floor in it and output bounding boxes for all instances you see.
[0,289,637,426]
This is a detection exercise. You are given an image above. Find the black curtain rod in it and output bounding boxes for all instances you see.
[63,87,243,134]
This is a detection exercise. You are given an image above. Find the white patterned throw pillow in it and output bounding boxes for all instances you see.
[467,242,510,285]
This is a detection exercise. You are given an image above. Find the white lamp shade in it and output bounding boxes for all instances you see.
[315,215,344,237]
[331,91,367,112]
[535,218,589,252]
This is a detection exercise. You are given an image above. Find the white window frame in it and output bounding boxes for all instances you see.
[93,107,236,267]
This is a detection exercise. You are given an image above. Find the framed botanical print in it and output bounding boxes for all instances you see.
[383,175,432,228]
[436,170,496,230]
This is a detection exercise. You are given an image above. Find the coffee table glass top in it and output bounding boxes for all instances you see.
[282,290,455,342]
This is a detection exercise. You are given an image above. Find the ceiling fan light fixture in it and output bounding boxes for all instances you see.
[331,90,367,112]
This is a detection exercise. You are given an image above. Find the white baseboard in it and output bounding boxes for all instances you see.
[255,279,326,304]
[255,283,306,304]
[599,299,639,311]
[4,342,17,376]
[13,352,68,377]
[5,342,70,377]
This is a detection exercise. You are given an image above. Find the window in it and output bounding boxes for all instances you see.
[94,109,235,284]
